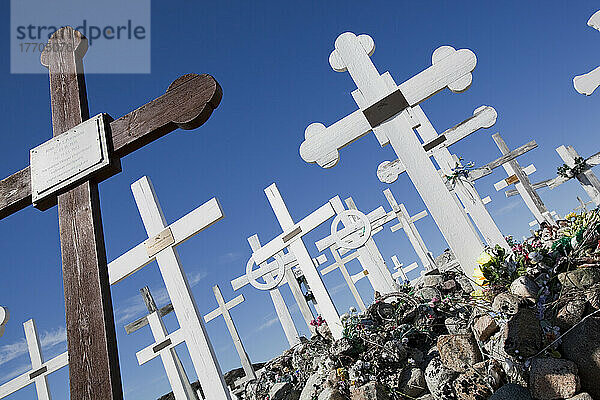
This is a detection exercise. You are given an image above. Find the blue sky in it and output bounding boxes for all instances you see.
[0,1,599,399]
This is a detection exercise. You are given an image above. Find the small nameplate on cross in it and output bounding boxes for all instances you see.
[505,175,519,185]
[145,227,175,257]
[29,366,48,380]
[362,89,410,128]
[152,338,172,354]
[30,114,113,207]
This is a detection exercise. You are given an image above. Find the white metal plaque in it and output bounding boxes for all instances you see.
[30,114,111,205]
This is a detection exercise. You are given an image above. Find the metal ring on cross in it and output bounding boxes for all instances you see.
[331,209,372,250]
[246,253,286,291]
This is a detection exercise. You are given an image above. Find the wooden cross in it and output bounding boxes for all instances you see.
[204,285,256,386]
[574,10,600,95]
[0,319,68,400]
[575,196,595,213]
[548,145,600,206]
[315,196,397,299]
[320,246,366,311]
[299,32,485,276]
[124,287,197,400]
[0,307,8,338]
[491,133,554,225]
[390,256,420,285]
[108,176,230,399]
[250,183,343,339]
[235,235,328,339]
[0,27,221,399]
[382,189,437,271]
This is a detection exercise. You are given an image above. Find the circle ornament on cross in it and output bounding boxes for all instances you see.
[246,253,285,290]
[331,210,371,250]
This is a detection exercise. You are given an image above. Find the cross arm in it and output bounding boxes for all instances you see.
[108,197,223,285]
[0,74,221,220]
[0,351,68,397]
[506,179,553,197]
[204,294,244,323]
[124,303,174,335]
[467,140,538,181]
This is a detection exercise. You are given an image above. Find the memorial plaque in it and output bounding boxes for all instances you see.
[505,174,519,185]
[30,114,113,207]
[145,227,176,257]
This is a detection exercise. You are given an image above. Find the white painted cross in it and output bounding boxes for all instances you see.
[390,256,421,284]
[204,285,256,386]
[382,189,437,271]
[299,32,485,276]
[250,183,343,339]
[0,307,8,338]
[574,10,600,95]
[125,287,198,400]
[108,176,230,400]
[492,133,555,225]
[315,196,397,302]
[549,145,600,206]
[0,319,68,400]
[575,196,595,213]
[529,211,559,228]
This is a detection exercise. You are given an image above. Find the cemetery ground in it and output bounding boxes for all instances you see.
[174,209,600,400]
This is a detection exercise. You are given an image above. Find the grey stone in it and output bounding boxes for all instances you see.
[424,356,458,400]
[445,316,469,335]
[489,384,532,400]
[529,357,580,400]
[454,274,473,293]
[567,394,594,400]
[556,297,586,330]
[452,369,493,400]
[350,382,389,400]
[269,382,294,400]
[510,276,539,299]
[561,315,600,399]
[503,308,542,359]
[416,287,442,302]
[492,292,520,315]
[317,387,345,400]
[472,314,499,342]
[331,337,360,358]
[437,334,482,373]
[441,279,457,291]
[422,274,444,288]
[299,372,327,400]
[398,367,426,398]
[558,268,600,290]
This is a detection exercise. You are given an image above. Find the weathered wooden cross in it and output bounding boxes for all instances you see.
[0,319,68,400]
[124,287,197,400]
[491,133,554,225]
[299,32,485,275]
[0,27,221,399]
[575,196,595,213]
[108,176,230,399]
[574,10,600,95]
[204,285,256,386]
[390,256,420,285]
[250,183,344,339]
[547,145,600,206]
[0,307,8,338]
[382,189,437,271]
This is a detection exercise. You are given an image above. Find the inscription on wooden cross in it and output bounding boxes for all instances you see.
[0,319,68,400]
[491,133,554,225]
[0,27,221,399]
[299,32,485,276]
[574,10,600,95]
[124,287,197,400]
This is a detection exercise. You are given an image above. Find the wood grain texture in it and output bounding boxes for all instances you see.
[41,27,123,400]
[0,73,221,220]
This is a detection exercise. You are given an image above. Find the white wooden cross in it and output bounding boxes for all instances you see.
[382,189,437,271]
[204,285,256,386]
[390,256,421,285]
[299,32,485,276]
[575,196,595,213]
[250,183,343,339]
[108,176,230,400]
[492,133,555,225]
[529,211,559,228]
[574,10,600,95]
[0,307,8,338]
[550,145,600,206]
[315,196,397,301]
[125,287,198,400]
[232,235,329,344]
[0,319,68,400]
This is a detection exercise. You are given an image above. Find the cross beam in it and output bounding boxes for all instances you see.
[204,286,256,385]
[390,256,420,284]
[108,176,230,399]
[492,133,554,225]
[299,32,485,276]
[550,145,600,205]
[251,183,343,339]
[0,27,221,398]
[575,196,595,213]
[573,10,600,96]
[125,287,197,400]
[0,319,68,400]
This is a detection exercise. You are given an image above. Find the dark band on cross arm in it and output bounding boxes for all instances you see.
[29,366,48,380]
[423,135,447,152]
[282,226,302,243]
[363,89,410,128]
[153,338,172,353]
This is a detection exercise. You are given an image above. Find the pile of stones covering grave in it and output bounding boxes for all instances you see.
[165,209,600,400]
